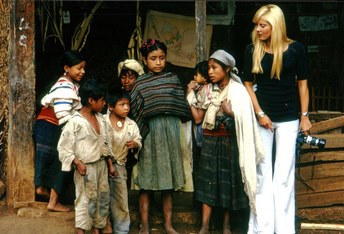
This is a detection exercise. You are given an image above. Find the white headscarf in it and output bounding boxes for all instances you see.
[117,59,144,77]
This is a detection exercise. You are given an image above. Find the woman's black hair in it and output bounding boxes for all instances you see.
[194,61,211,83]
[79,79,105,106]
[140,38,167,58]
[60,50,85,67]
[105,86,130,107]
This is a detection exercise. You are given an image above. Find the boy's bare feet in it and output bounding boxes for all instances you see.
[47,202,71,212]
[102,217,113,234]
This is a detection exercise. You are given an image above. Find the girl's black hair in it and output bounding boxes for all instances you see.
[60,50,85,67]
[79,79,105,106]
[140,38,167,58]
[105,87,130,107]
[194,61,211,83]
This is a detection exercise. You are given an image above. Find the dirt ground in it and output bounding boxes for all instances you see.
[1,200,343,234]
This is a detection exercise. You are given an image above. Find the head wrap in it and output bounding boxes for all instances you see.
[210,50,235,67]
[209,50,242,84]
[117,59,144,77]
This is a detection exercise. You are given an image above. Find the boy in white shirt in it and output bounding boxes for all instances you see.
[58,79,113,234]
[104,87,142,234]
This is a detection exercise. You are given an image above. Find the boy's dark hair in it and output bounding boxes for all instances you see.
[194,61,211,83]
[105,87,130,107]
[79,79,105,106]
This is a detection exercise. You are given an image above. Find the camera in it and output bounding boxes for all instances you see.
[296,131,326,149]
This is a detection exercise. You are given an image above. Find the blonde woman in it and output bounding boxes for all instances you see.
[243,4,312,234]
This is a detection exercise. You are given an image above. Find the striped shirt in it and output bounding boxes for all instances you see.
[37,77,81,125]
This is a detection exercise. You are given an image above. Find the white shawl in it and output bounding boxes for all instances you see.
[227,79,265,213]
[201,79,265,213]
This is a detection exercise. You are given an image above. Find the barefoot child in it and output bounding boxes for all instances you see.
[58,79,113,234]
[34,50,86,212]
[103,87,142,233]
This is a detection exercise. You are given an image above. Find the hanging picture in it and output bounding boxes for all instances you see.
[144,10,213,68]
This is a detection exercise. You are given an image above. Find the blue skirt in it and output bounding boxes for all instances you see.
[34,120,72,194]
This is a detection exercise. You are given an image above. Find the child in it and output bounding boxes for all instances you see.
[34,50,86,211]
[57,79,113,234]
[186,61,211,147]
[130,38,192,234]
[103,87,142,234]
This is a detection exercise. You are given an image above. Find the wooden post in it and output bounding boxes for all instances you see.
[7,0,35,210]
[195,0,207,63]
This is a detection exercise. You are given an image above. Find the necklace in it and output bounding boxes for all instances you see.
[117,120,123,128]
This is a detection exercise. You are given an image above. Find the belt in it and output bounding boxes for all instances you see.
[203,124,231,137]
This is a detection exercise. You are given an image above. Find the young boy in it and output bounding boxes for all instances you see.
[57,79,113,234]
[103,87,142,233]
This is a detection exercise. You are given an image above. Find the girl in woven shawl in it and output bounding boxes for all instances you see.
[195,50,252,234]
[34,51,86,212]
[130,39,192,234]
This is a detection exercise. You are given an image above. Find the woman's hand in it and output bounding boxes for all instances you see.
[221,99,234,117]
[300,115,312,133]
[258,115,274,132]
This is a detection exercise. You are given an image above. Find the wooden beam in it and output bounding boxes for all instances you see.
[301,223,344,231]
[298,150,344,164]
[195,0,207,63]
[296,162,344,179]
[7,0,35,210]
[310,116,344,134]
[296,190,344,208]
[296,176,344,195]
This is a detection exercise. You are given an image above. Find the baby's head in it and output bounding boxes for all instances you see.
[194,61,211,85]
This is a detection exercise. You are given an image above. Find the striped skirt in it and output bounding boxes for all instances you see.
[195,127,248,210]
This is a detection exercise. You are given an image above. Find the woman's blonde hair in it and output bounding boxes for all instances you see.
[251,4,293,80]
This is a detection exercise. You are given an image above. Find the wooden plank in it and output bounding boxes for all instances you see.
[7,0,36,209]
[296,162,344,179]
[297,206,344,223]
[195,0,207,63]
[310,116,344,134]
[296,176,344,195]
[296,190,344,208]
[298,150,344,164]
[301,134,344,149]
[301,223,344,231]
[309,112,344,123]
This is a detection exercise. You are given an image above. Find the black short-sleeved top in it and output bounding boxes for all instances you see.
[243,41,309,122]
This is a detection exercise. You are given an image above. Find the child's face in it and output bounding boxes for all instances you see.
[194,72,207,85]
[143,48,166,73]
[109,98,130,119]
[120,70,137,92]
[91,97,106,113]
[64,61,86,83]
